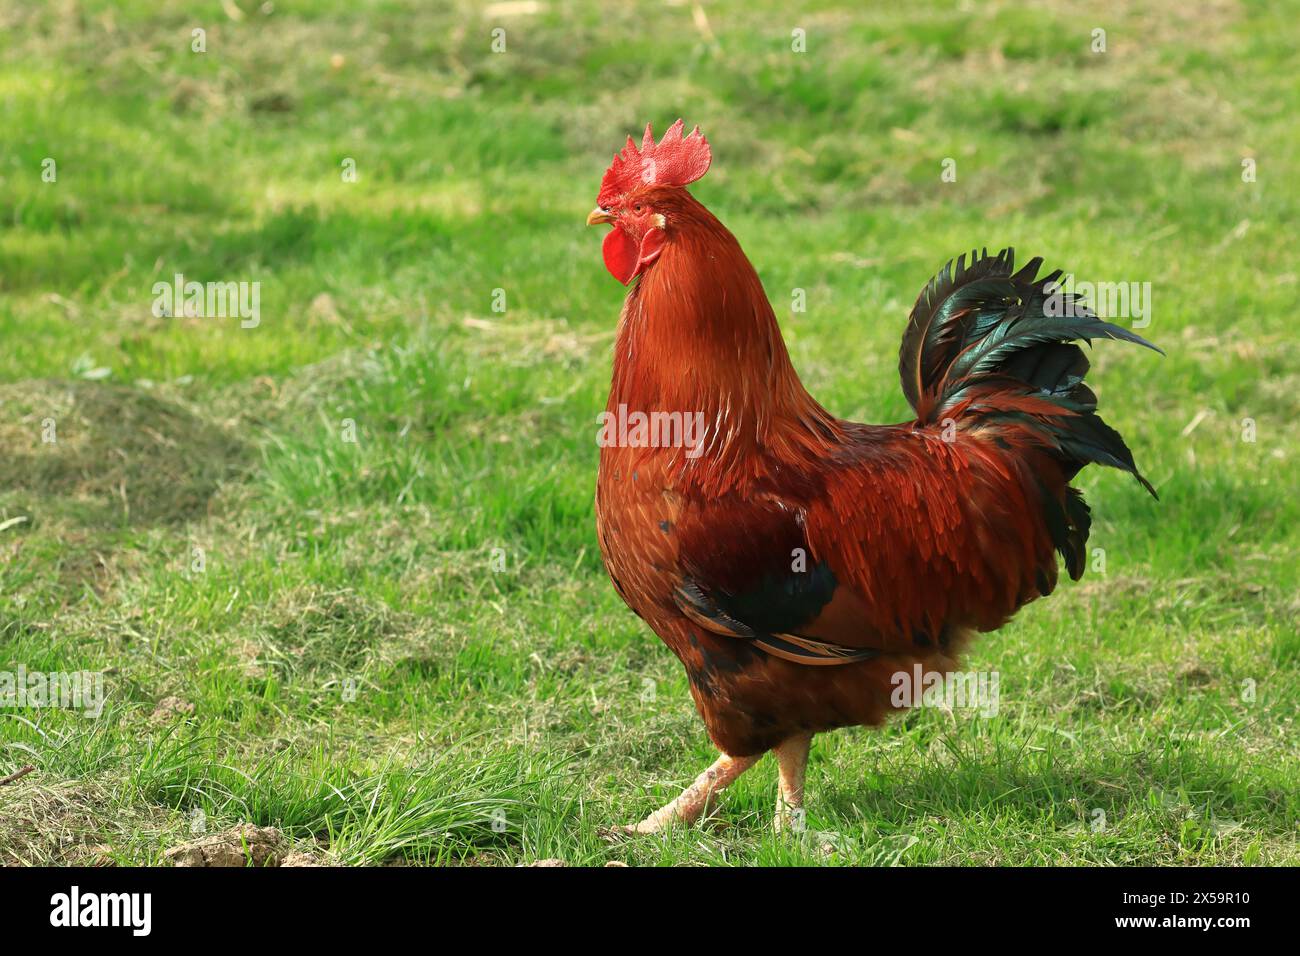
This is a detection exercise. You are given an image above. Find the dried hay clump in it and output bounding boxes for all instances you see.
[0,773,186,866]
[0,380,247,527]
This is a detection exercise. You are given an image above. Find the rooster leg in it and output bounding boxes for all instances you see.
[622,752,760,834]
[773,732,813,833]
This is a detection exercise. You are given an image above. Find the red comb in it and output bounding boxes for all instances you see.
[597,120,712,208]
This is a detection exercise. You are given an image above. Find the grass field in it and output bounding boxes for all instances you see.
[0,0,1296,866]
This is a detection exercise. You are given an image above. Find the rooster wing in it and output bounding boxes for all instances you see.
[669,248,1158,665]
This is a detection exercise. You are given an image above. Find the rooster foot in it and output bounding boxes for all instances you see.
[612,751,760,837]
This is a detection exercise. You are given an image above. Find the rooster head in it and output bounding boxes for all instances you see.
[587,119,712,285]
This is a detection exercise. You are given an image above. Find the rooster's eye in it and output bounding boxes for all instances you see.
[633,203,643,213]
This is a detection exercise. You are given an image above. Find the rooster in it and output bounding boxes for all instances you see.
[587,120,1158,834]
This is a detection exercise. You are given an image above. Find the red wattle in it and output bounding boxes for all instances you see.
[602,226,639,285]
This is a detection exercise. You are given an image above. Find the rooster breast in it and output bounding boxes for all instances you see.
[594,432,992,756]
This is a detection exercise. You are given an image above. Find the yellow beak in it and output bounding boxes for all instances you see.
[586,207,615,226]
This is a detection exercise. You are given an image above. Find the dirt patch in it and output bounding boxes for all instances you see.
[150,696,196,724]
[0,379,248,527]
[163,824,332,867]
[164,824,288,867]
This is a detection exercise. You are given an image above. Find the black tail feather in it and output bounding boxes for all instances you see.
[899,247,1160,498]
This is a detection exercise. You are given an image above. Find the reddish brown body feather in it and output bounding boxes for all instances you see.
[595,188,1070,756]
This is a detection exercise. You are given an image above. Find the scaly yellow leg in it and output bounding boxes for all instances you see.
[773,732,813,833]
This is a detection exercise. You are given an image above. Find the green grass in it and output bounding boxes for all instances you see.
[0,0,1296,865]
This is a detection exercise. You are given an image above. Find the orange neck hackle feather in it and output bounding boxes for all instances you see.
[607,187,843,494]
